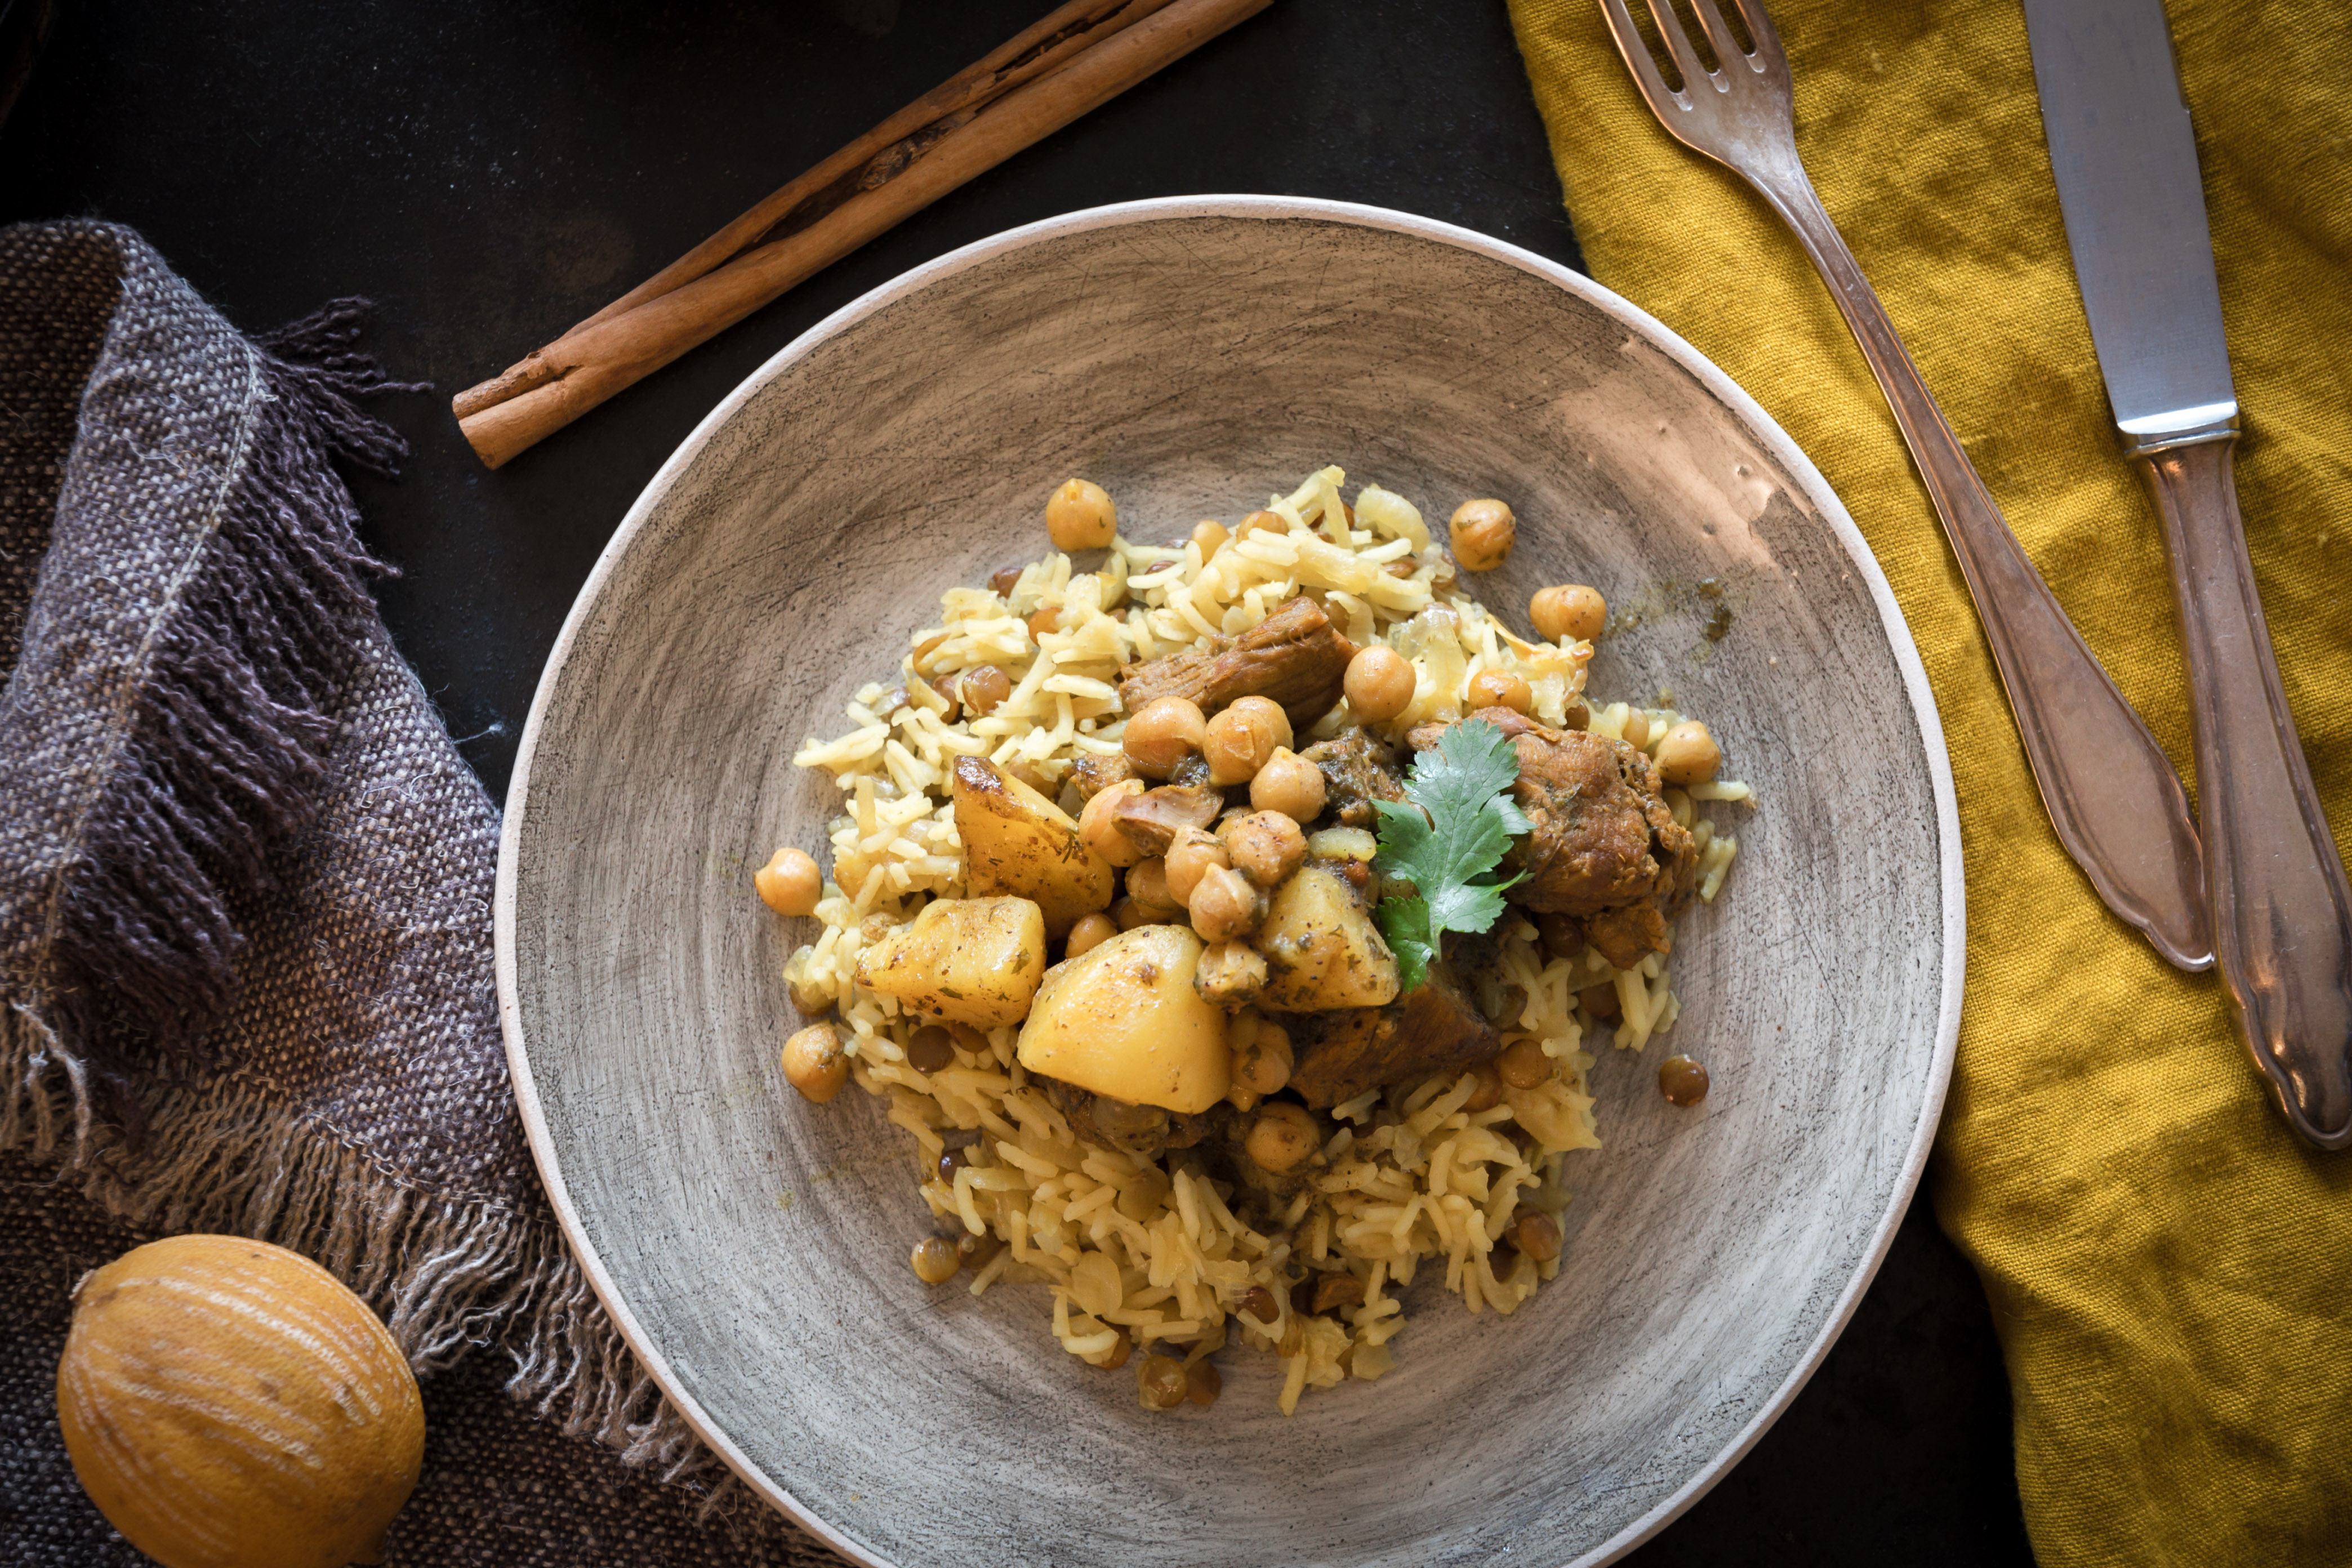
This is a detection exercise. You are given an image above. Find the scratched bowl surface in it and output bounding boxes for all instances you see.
[495,197,1962,1568]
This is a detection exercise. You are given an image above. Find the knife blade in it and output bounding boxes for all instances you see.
[2025,0,2352,1148]
[2024,0,2234,440]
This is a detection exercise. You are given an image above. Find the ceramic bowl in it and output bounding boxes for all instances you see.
[495,196,1963,1568]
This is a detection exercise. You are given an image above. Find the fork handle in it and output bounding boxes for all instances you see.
[1753,171,2212,972]
[2135,429,2352,1146]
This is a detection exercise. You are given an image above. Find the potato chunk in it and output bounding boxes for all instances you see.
[855,896,1046,1029]
[1252,864,1401,1011]
[952,755,1116,937]
[1017,925,1230,1113]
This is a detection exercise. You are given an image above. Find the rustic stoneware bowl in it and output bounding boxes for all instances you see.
[496,196,1963,1567]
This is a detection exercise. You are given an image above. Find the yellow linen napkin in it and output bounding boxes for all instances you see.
[1504,1,2352,1561]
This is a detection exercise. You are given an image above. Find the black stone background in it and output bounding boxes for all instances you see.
[0,1,2033,1563]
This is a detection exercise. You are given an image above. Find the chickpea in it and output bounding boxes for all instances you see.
[1186,1361,1223,1407]
[1659,1054,1711,1106]
[1231,1019,1293,1098]
[1237,1285,1280,1326]
[1466,669,1533,714]
[1236,509,1286,540]
[1249,748,1327,822]
[1137,1355,1190,1410]
[755,847,822,916]
[1163,826,1232,905]
[781,1023,849,1104]
[910,1235,960,1285]
[1202,696,1291,785]
[1046,478,1117,551]
[1449,498,1516,571]
[1065,911,1119,957]
[889,680,938,723]
[1126,857,1183,919]
[1621,709,1650,750]
[1112,897,1154,931]
[1188,865,1265,944]
[1191,519,1230,556]
[1079,777,1147,868]
[1463,1058,1506,1112]
[1655,720,1722,786]
[1123,696,1208,779]
[957,664,1013,716]
[1510,1208,1562,1264]
[1222,810,1307,888]
[1531,583,1607,643]
[1245,1102,1320,1173]
[1343,644,1415,723]
[1027,607,1062,642]
[1498,1036,1555,1089]
[907,1024,957,1073]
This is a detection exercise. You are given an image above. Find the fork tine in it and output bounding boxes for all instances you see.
[1688,0,1748,65]
[1640,0,1713,88]
[1727,0,1787,76]
[1596,0,1686,113]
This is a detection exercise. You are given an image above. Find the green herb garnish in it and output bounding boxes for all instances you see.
[1371,716,1531,992]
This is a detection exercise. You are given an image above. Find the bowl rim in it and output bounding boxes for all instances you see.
[492,193,1966,1568]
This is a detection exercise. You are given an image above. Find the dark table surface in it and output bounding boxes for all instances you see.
[0,1,2033,1562]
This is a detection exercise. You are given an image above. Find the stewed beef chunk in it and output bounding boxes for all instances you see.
[1300,727,1407,830]
[1115,596,1358,734]
[1068,751,1136,804]
[1406,707,1696,964]
[1112,784,1225,858]
[1039,1073,1224,1161]
[1279,961,1500,1108]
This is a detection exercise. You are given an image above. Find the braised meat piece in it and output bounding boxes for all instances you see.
[1069,751,1135,804]
[1039,1073,1224,1161]
[1279,961,1500,1108]
[1406,707,1695,969]
[1540,905,1676,972]
[1115,596,1358,734]
[1112,784,1224,857]
[1302,727,1406,830]
[1407,707,1695,930]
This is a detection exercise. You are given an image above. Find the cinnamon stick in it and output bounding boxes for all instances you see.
[455,0,1273,469]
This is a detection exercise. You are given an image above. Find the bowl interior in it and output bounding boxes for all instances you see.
[499,203,1957,1568]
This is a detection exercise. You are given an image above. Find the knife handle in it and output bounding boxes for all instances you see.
[2135,428,2352,1148]
[1756,174,2213,972]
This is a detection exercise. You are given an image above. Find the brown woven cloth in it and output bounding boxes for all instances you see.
[0,220,848,1565]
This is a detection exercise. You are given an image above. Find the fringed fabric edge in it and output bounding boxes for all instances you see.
[0,1003,742,1511]
[6,279,765,1527]
[40,305,413,1131]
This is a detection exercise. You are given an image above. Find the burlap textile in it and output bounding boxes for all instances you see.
[0,221,849,1565]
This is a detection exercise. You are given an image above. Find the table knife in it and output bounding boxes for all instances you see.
[2025,0,2352,1148]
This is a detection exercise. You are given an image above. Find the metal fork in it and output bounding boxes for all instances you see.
[1597,0,2213,972]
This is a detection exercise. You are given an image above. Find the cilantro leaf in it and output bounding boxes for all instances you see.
[1371,716,1531,984]
[1376,896,1436,994]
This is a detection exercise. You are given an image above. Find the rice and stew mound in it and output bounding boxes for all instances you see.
[770,467,1750,1414]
